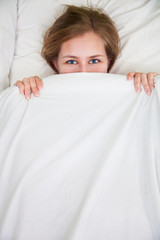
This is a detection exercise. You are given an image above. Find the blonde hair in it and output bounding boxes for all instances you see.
[41,5,120,73]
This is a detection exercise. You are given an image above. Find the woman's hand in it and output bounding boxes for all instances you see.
[14,76,43,99]
[127,72,158,95]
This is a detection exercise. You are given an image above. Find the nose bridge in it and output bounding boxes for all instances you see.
[79,61,88,72]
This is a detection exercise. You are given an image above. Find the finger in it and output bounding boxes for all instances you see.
[147,72,158,89]
[141,73,151,95]
[22,78,31,99]
[14,81,25,95]
[127,72,136,81]
[29,77,40,97]
[34,76,43,89]
[134,73,142,93]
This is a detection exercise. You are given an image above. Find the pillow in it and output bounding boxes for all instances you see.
[9,0,160,85]
[0,0,17,91]
[102,0,160,74]
[9,0,88,85]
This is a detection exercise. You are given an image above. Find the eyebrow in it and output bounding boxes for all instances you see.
[62,55,105,59]
[89,55,105,58]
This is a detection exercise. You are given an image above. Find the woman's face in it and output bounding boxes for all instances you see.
[53,31,110,74]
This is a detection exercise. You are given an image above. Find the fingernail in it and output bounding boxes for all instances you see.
[35,91,40,97]
[146,90,151,95]
[26,94,30,99]
[136,88,141,93]
[128,76,132,80]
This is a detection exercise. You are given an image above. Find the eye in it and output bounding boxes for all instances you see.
[67,60,77,64]
[89,59,100,64]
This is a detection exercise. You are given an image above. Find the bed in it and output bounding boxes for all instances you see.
[0,0,160,239]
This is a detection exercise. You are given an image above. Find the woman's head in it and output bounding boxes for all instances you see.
[41,5,120,74]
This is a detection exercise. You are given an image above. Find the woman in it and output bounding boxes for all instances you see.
[14,5,158,99]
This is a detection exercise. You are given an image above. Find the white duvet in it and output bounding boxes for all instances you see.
[0,73,160,240]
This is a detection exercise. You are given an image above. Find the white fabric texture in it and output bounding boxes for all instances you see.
[0,0,160,239]
[0,73,160,240]
[9,0,88,84]
[0,0,17,91]
[9,0,160,85]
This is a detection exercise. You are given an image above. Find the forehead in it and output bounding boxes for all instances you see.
[59,31,106,56]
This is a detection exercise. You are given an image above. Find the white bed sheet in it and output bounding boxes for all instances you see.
[0,0,17,91]
[0,73,160,239]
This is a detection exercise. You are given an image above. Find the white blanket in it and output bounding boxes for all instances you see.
[0,73,160,240]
